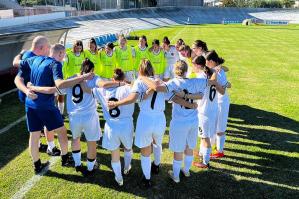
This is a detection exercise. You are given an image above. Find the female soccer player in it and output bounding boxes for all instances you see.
[108,59,195,188]
[178,45,197,78]
[148,39,167,80]
[192,40,208,57]
[133,35,149,76]
[162,36,180,81]
[84,38,101,76]
[139,60,207,183]
[175,38,185,53]
[205,50,230,159]
[93,69,134,186]
[60,40,85,116]
[115,36,135,82]
[98,42,118,80]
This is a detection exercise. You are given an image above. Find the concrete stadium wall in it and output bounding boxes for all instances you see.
[0,12,66,28]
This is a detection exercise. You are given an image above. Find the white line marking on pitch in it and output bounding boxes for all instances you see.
[11,156,60,199]
[0,116,26,135]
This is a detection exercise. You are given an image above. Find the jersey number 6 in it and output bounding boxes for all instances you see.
[109,97,120,118]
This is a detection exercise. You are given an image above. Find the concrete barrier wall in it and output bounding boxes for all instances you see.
[0,12,66,28]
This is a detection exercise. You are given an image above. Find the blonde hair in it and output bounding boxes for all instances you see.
[139,59,154,77]
[174,60,188,77]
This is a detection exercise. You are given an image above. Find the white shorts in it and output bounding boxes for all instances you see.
[102,119,133,151]
[135,112,166,148]
[198,113,217,139]
[69,111,101,141]
[124,71,136,83]
[169,119,198,152]
[216,99,230,133]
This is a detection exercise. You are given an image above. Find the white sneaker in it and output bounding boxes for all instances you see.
[180,168,191,177]
[123,164,131,175]
[115,176,123,186]
[168,170,180,183]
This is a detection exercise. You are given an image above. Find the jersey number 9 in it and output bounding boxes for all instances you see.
[72,84,83,104]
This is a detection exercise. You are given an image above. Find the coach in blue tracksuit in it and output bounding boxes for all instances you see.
[14,43,94,174]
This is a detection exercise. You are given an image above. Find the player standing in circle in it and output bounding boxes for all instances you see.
[13,36,60,156]
[162,36,180,81]
[192,40,208,57]
[84,38,101,76]
[132,35,149,77]
[14,44,92,173]
[115,36,135,83]
[175,38,185,54]
[140,60,206,183]
[178,45,197,78]
[148,39,167,80]
[93,69,134,186]
[205,50,230,159]
[191,55,219,169]
[98,42,118,80]
[108,60,166,188]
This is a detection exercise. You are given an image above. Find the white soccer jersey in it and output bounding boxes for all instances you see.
[166,77,207,121]
[216,69,229,103]
[196,72,218,115]
[131,78,166,113]
[164,46,180,79]
[93,85,134,122]
[62,76,100,116]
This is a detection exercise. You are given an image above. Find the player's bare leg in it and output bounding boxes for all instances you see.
[44,127,60,156]
[55,126,73,167]
[86,141,98,173]
[111,148,123,186]
[30,131,49,174]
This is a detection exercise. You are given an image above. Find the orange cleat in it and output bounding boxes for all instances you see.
[210,151,225,159]
[193,162,209,169]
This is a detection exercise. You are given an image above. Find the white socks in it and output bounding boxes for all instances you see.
[47,141,55,152]
[201,147,212,165]
[216,134,226,153]
[87,159,96,171]
[183,155,194,173]
[58,102,64,115]
[210,134,216,147]
[72,151,81,167]
[124,150,132,170]
[173,159,182,178]
[111,161,122,179]
[153,144,162,166]
[141,155,151,180]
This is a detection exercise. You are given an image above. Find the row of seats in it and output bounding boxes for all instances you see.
[95,34,118,47]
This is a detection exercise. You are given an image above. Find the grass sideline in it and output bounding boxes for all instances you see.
[0,24,299,198]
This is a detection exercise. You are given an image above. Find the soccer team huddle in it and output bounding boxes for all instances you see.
[13,34,230,188]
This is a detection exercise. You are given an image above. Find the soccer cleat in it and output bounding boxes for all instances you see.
[34,161,50,174]
[115,176,124,186]
[47,147,61,156]
[75,164,87,174]
[39,143,48,152]
[210,151,225,159]
[61,154,74,167]
[168,170,180,183]
[84,161,99,177]
[140,176,152,189]
[180,168,191,177]
[193,162,209,169]
[123,164,131,175]
[151,162,160,174]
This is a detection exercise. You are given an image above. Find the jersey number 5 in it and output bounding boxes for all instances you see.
[72,84,83,103]
[109,97,120,118]
[209,85,216,102]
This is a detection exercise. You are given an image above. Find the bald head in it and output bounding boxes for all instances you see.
[50,44,66,62]
[31,36,50,56]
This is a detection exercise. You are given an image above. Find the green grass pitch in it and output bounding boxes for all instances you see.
[0,24,298,198]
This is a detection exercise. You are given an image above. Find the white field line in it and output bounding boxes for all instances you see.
[0,115,26,135]
[170,25,189,44]
[11,156,60,199]
[0,88,18,98]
